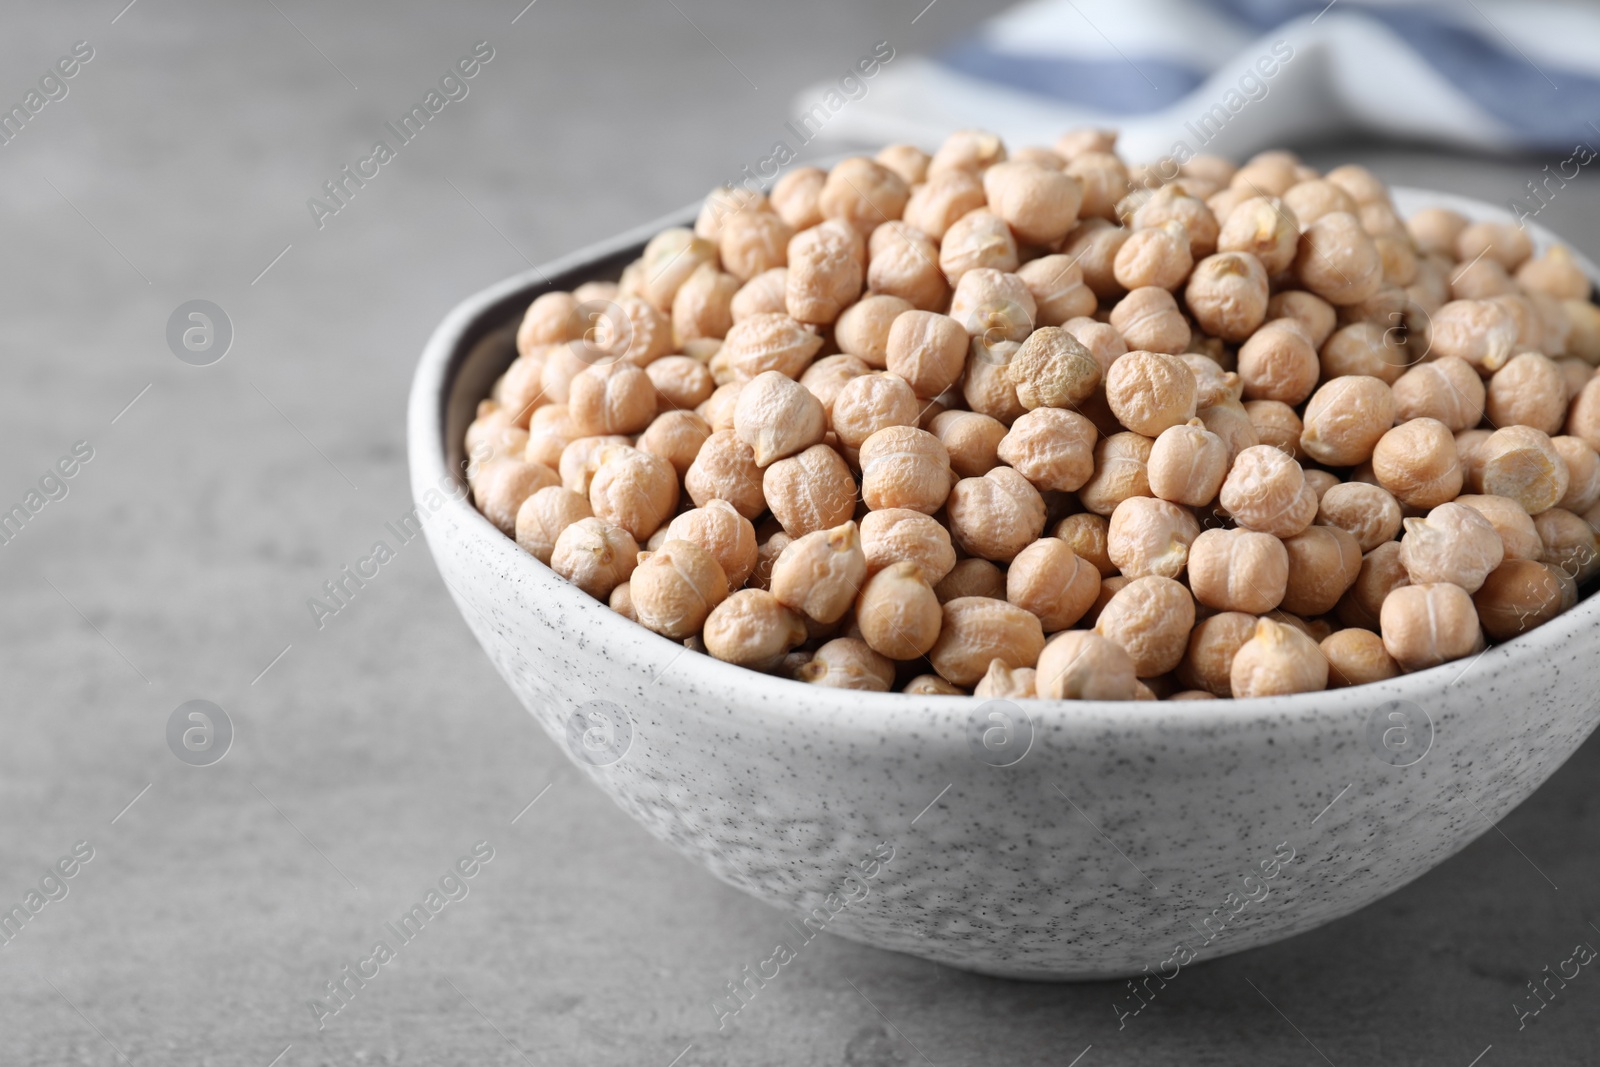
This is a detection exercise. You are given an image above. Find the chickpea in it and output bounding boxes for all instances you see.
[1217,196,1299,275]
[564,358,658,437]
[1051,512,1113,577]
[797,637,896,691]
[1181,355,1241,410]
[1293,211,1383,305]
[1188,527,1288,614]
[1220,444,1317,537]
[1479,425,1568,515]
[1457,220,1533,270]
[638,409,712,478]
[903,172,985,242]
[1534,507,1600,584]
[1320,628,1400,688]
[974,661,1037,700]
[1235,319,1318,405]
[698,381,742,432]
[762,443,857,538]
[1197,399,1261,463]
[476,459,559,535]
[1570,376,1600,454]
[720,313,823,380]
[1114,222,1194,291]
[1110,287,1192,355]
[588,448,679,542]
[1390,356,1484,432]
[820,157,909,237]
[769,166,826,230]
[946,466,1047,561]
[996,408,1098,492]
[1066,152,1130,221]
[515,485,593,565]
[929,596,1045,687]
[492,353,551,429]
[935,557,1006,602]
[1184,252,1270,341]
[1319,321,1408,384]
[714,212,789,285]
[684,429,766,519]
[1303,468,1341,503]
[1558,357,1594,403]
[950,268,1037,342]
[1094,575,1195,677]
[929,128,1007,177]
[940,208,1020,283]
[572,279,620,305]
[1485,352,1566,435]
[749,528,792,592]
[1566,299,1600,361]
[1035,631,1138,700]
[886,311,969,399]
[1371,418,1463,509]
[851,561,943,660]
[1316,482,1403,552]
[1063,317,1129,377]
[875,144,931,186]
[1146,418,1231,506]
[1300,376,1396,466]
[1517,245,1591,301]
[859,426,953,514]
[1104,350,1197,436]
[1230,618,1329,697]
[1079,431,1155,517]
[1473,559,1576,642]
[1381,582,1483,671]
[732,371,827,467]
[1005,538,1101,632]
[1336,541,1409,630]
[664,499,758,588]
[858,508,956,584]
[1108,497,1200,579]
[906,674,966,696]
[770,521,867,624]
[647,356,715,414]
[702,589,808,669]
[929,409,1007,478]
[981,160,1083,245]
[1450,257,1516,302]
[1131,184,1218,260]
[1406,207,1468,258]
[1064,219,1132,300]
[799,353,870,421]
[1427,299,1518,374]
[1283,178,1356,227]
[1174,612,1255,696]
[1447,494,1538,562]
[730,268,789,323]
[1280,524,1364,616]
[558,434,630,496]
[516,291,578,354]
[629,540,730,639]
[551,517,639,599]
[787,220,865,325]
[835,293,913,370]
[832,372,921,449]
[1002,327,1101,411]
[1016,255,1097,326]
[1553,435,1600,513]
[693,186,767,242]
[962,347,1027,425]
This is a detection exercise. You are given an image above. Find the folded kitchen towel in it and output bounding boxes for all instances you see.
[804,0,1600,161]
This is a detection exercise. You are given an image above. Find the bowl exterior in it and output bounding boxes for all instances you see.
[408,190,1600,980]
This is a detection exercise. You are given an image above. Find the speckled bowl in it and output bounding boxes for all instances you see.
[409,188,1600,980]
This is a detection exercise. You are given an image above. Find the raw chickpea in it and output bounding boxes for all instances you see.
[1322,163,1388,208]
[940,209,1020,283]
[1054,512,1115,576]
[903,171,986,241]
[630,540,729,639]
[1231,153,1298,197]
[762,443,857,538]
[1237,319,1318,405]
[1371,418,1463,509]
[859,426,953,513]
[1534,507,1600,584]
[974,661,1037,699]
[1104,350,1197,436]
[770,166,826,230]
[749,529,792,591]
[476,459,559,535]
[1317,482,1403,552]
[1479,425,1568,515]
[1337,541,1409,630]
[1220,444,1317,537]
[1486,352,1566,435]
[1085,575,1131,627]
[1451,257,1515,302]
[1064,219,1132,300]
[1571,376,1600,453]
[832,372,921,449]
[1280,524,1363,616]
[835,293,913,369]
[589,448,679,542]
[673,264,739,345]
[1107,497,1200,580]
[1176,612,1255,696]
[1455,428,1493,492]
[854,561,943,659]
[935,557,1006,602]
[1230,618,1328,697]
[1427,299,1518,373]
[876,144,931,186]
[1004,327,1100,410]
[608,581,636,621]
[1554,436,1600,513]
[665,499,758,588]
[1197,399,1261,462]
[866,222,949,312]
[720,313,823,380]
[1390,356,1484,432]
[946,466,1047,561]
[1558,357,1594,403]
[1188,527,1288,614]
[859,508,956,584]
[1017,255,1097,326]
[1185,252,1270,341]
[1295,212,1383,305]
[1453,494,1541,561]
[929,128,1007,176]
[929,409,1007,477]
[515,485,593,565]
[733,371,826,467]
[1457,221,1533,270]
[1114,222,1194,291]
[572,279,619,305]
[886,311,969,399]
[996,408,1098,492]
[1406,207,1468,258]
[1473,560,1576,641]
[770,521,867,624]
[1381,582,1483,671]
[962,347,1026,425]
[1303,468,1341,502]
[798,638,896,691]
[982,160,1083,245]
[538,343,590,407]
[517,291,578,354]
[1320,321,1408,384]
[698,381,742,432]
[929,597,1045,687]
[950,268,1037,341]
[1320,628,1400,688]
[703,588,808,668]
[1131,185,1218,259]
[1300,376,1396,466]
[1063,317,1129,376]
[1079,431,1155,517]
[730,268,789,322]
[1006,538,1101,631]
[1148,418,1230,506]
[1181,355,1240,409]
[1217,196,1299,275]
[1094,575,1195,677]
[1567,300,1600,361]
[1517,246,1590,301]
[551,517,639,599]
[1401,502,1504,594]
[718,211,792,283]
[693,186,767,242]
[558,434,630,496]
[638,410,712,478]
[799,353,871,420]
[492,353,550,428]
[1110,287,1192,355]
[684,429,766,519]
[1374,233,1419,287]
[1282,178,1356,227]
[1055,127,1116,160]
[646,355,714,412]
[638,229,718,311]
[820,157,910,237]
[1035,631,1138,700]
[1066,152,1130,221]
[787,220,865,325]
[906,674,966,696]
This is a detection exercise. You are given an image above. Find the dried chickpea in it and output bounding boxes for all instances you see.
[1016,255,1097,327]
[1457,220,1533,270]
[1570,376,1600,453]
[982,160,1083,245]
[935,557,1006,602]
[1217,196,1299,275]
[1035,631,1138,700]
[1316,482,1403,552]
[1567,300,1600,361]
[820,157,910,237]
[770,521,867,624]
[1104,350,1197,436]
[950,268,1036,342]
[1079,431,1155,517]
[1062,318,1129,377]
[1237,319,1318,405]
[1479,425,1568,515]
[835,294,913,369]
[720,313,823,380]
[906,674,966,696]
[476,459,559,535]
[1114,222,1194,291]
[876,144,931,186]
[1105,497,1199,580]
[733,371,826,467]
[1371,418,1463,509]
[929,409,1007,478]
[798,354,870,420]
[1004,327,1100,410]
[1175,612,1255,697]
[1381,582,1483,671]
[647,356,715,413]
[550,517,639,599]
[1220,444,1317,537]
[1390,356,1484,432]
[929,128,1006,176]
[940,209,1020,284]
[589,447,679,542]
[1337,541,1409,630]
[1064,219,1132,300]
[1517,246,1590,301]
[1188,527,1288,614]
[797,638,895,691]
[629,540,729,639]
[1473,560,1576,641]
[1180,355,1240,409]
[703,589,808,669]
[1147,418,1229,506]
[961,346,1027,425]
[1197,399,1261,462]
[515,485,592,565]
[1230,618,1328,697]
[730,268,789,322]
[762,443,857,538]
[866,222,950,312]
[1295,211,1383,305]
[1534,507,1600,584]
[859,426,953,513]
[1486,352,1566,435]
[684,429,766,519]
[859,508,956,584]
[929,597,1045,687]
[1320,321,1408,384]
[769,166,826,230]
[698,381,742,432]
[1406,207,1468,258]
[787,220,865,325]
[693,186,767,242]
[1320,628,1399,688]
[1451,493,1539,562]
[558,434,630,496]
[1300,376,1396,466]
[1282,178,1356,227]
[718,211,792,283]
[1558,357,1595,403]
[945,466,1047,561]
[903,171,986,241]
[638,409,712,478]
[516,292,578,354]
[664,499,758,588]
[1397,501,1504,594]
[1131,184,1218,259]
[1185,251,1270,341]
[1280,524,1363,616]
[974,661,1036,699]
[1302,468,1341,503]
[637,229,718,311]
[832,372,920,450]
[1553,436,1600,513]
[996,408,1098,492]
[1006,538,1101,632]
[1054,512,1115,576]
[886,311,968,399]
[1110,287,1191,355]
[1427,299,1518,373]
[1094,575,1195,677]
[1066,152,1130,221]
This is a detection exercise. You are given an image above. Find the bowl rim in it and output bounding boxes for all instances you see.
[407,184,1600,730]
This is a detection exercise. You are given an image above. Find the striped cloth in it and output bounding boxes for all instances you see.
[807,0,1600,160]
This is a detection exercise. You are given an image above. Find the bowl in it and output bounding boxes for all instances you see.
[407,188,1600,980]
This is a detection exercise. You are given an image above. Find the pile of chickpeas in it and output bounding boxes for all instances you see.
[464,128,1600,701]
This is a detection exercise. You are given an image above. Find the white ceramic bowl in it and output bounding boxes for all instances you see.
[408,189,1600,980]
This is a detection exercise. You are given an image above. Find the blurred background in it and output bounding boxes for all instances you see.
[3,1,1599,1063]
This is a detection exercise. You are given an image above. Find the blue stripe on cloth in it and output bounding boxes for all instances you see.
[938,38,1205,114]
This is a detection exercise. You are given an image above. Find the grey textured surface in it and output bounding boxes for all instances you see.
[2,2,1599,1064]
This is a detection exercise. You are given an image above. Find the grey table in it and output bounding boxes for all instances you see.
[2,2,1596,1064]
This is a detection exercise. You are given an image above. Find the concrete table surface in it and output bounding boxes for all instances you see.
[1,2,1597,1063]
